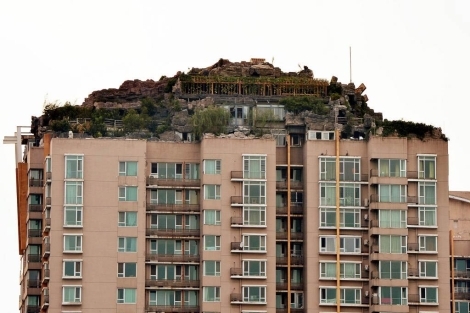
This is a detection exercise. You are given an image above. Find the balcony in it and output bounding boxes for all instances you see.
[46,172,52,180]
[276,309,304,313]
[408,268,419,278]
[26,305,40,313]
[231,196,243,205]
[42,268,50,284]
[28,229,42,238]
[41,288,49,310]
[276,281,303,290]
[145,305,199,313]
[455,291,470,300]
[146,203,200,212]
[276,231,303,240]
[43,218,51,233]
[145,253,199,263]
[408,243,419,252]
[27,279,41,288]
[45,197,51,206]
[276,180,303,190]
[276,255,304,266]
[28,254,41,263]
[29,204,42,212]
[29,179,43,187]
[231,216,243,226]
[230,267,243,277]
[276,204,303,215]
[230,293,242,303]
[146,228,200,237]
[146,176,200,187]
[145,278,199,288]
[231,171,243,180]
[455,270,470,279]
[43,243,50,258]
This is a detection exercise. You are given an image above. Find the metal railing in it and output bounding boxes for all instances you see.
[145,253,199,263]
[146,176,200,187]
[146,203,200,212]
[276,204,303,215]
[29,179,43,187]
[276,255,304,265]
[29,204,42,212]
[28,229,42,237]
[146,228,200,237]
[276,231,303,240]
[145,278,199,287]
[145,305,199,313]
[276,180,303,189]
[28,254,41,263]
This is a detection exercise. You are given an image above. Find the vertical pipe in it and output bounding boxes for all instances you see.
[450,229,455,313]
[335,128,341,313]
[287,134,291,313]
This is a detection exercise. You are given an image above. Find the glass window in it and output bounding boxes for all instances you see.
[419,207,436,226]
[204,185,220,200]
[204,160,221,174]
[204,210,220,225]
[244,181,266,204]
[455,301,469,313]
[119,161,137,176]
[243,260,266,277]
[340,237,361,253]
[378,159,406,177]
[418,156,436,179]
[420,287,438,303]
[204,261,220,276]
[379,261,407,279]
[118,237,137,252]
[65,155,83,179]
[64,235,82,252]
[65,182,83,204]
[118,263,137,277]
[203,287,220,302]
[419,236,437,252]
[379,235,407,253]
[242,286,266,303]
[119,186,137,201]
[419,261,437,278]
[63,260,82,278]
[63,286,81,304]
[320,236,336,252]
[242,235,266,251]
[379,286,407,305]
[243,156,266,179]
[150,189,183,204]
[419,182,436,205]
[64,206,82,227]
[204,235,220,251]
[150,163,183,179]
[320,208,336,227]
[118,212,137,227]
[117,288,136,303]
[320,183,336,206]
[243,206,266,226]
[379,210,407,228]
[379,184,406,203]
[320,288,337,304]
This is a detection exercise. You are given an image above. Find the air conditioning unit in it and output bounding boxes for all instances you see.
[363,214,369,221]
[364,239,369,246]
[364,264,369,271]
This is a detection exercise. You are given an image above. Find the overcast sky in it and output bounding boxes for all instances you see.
[1,0,469,310]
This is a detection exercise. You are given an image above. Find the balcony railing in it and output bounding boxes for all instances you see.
[145,253,199,263]
[29,204,42,212]
[43,243,50,258]
[408,243,419,252]
[276,309,304,313]
[370,169,406,178]
[146,228,200,237]
[230,293,242,302]
[276,180,303,189]
[42,269,50,283]
[276,204,303,215]
[230,267,243,276]
[455,270,470,278]
[231,216,243,226]
[276,281,303,290]
[276,255,304,265]
[45,197,51,205]
[408,294,420,303]
[28,254,41,263]
[231,196,243,205]
[26,305,40,313]
[43,218,51,231]
[27,279,41,288]
[276,231,303,240]
[231,242,243,251]
[29,179,43,187]
[321,174,369,182]
[145,278,199,287]
[146,203,200,212]
[407,217,419,226]
[145,305,199,313]
[146,176,200,187]
[46,172,52,180]
[231,171,243,179]
[455,292,470,300]
[408,268,419,277]
[28,229,42,237]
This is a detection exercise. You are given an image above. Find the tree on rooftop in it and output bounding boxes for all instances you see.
[191,105,230,139]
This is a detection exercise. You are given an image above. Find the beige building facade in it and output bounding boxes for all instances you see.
[14,132,450,313]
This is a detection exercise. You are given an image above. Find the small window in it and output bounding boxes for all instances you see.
[204,261,221,276]
[63,235,82,253]
[419,236,437,252]
[204,185,221,200]
[204,235,221,251]
[65,155,83,179]
[117,263,137,278]
[203,287,220,302]
[63,260,82,278]
[118,237,137,252]
[65,182,83,205]
[64,206,82,227]
[118,212,137,227]
[204,210,221,225]
[419,286,438,303]
[118,186,138,201]
[204,160,221,175]
[117,288,136,304]
[119,161,138,176]
[62,286,81,304]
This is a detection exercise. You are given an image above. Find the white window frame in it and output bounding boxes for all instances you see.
[203,261,221,276]
[117,288,136,304]
[203,159,221,175]
[203,210,221,225]
[119,161,138,176]
[203,286,220,302]
[117,262,137,278]
[378,159,406,177]
[379,261,407,279]
[118,186,138,202]
[118,237,137,252]
[243,181,266,205]
[243,155,266,179]
[242,234,267,252]
[63,260,82,279]
[64,206,83,227]
[62,285,82,304]
[204,185,221,200]
[419,235,438,253]
[243,206,266,226]
[63,235,82,253]
[65,155,83,179]
[419,207,437,227]
[419,261,438,278]
[418,155,436,180]
[204,235,221,251]
[242,285,266,303]
[378,184,407,203]
[242,260,267,277]
[379,235,407,254]
[319,236,336,253]
[379,209,407,228]
[419,286,438,303]
[118,211,137,227]
[418,182,436,205]
[64,182,83,205]
[340,237,361,253]
[378,286,408,305]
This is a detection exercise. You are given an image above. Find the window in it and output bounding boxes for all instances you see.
[150,214,183,230]
[379,261,407,279]
[204,185,220,200]
[118,212,137,227]
[118,237,137,252]
[419,182,436,205]
[379,184,406,203]
[455,301,469,313]
[379,235,407,254]
[419,236,437,252]
[119,161,137,176]
[203,287,220,302]
[242,235,266,251]
[63,286,81,304]
[378,159,406,177]
[320,208,336,227]
[341,288,361,304]
[204,160,221,174]
[204,210,221,225]
[243,206,266,226]
[379,286,407,305]
[65,155,83,179]
[320,288,336,304]
[419,207,436,226]
[256,104,285,121]
[320,237,336,253]
[64,206,82,227]
[319,157,361,181]
[242,286,266,303]
[64,235,82,253]
[320,183,360,206]
[320,262,361,279]
[118,263,137,277]
[204,261,220,276]
[204,235,220,251]
[117,288,136,304]
[150,189,183,204]
[150,162,183,179]
[244,181,266,204]
[419,261,437,278]
[340,237,360,253]
[149,239,184,255]
[65,182,83,204]
[119,186,137,201]
[291,292,304,309]
[243,260,266,277]
[340,208,360,228]
[420,286,438,303]
[149,290,187,306]
[63,260,82,278]
[273,130,286,146]
[379,210,406,228]
[185,163,200,179]
[243,155,266,179]
[418,155,436,179]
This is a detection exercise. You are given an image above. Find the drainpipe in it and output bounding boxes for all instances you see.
[335,128,341,313]
[450,229,455,313]
[287,134,291,313]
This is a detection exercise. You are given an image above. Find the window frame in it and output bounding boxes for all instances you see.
[419,261,438,278]
[64,181,83,205]
[203,159,221,175]
[204,185,221,200]
[62,285,82,304]
[65,155,83,179]
[203,210,221,225]
[117,288,137,304]
[419,286,438,303]
[119,161,138,176]
[203,286,220,302]
[242,260,267,277]
[204,235,221,251]
[118,237,137,253]
[242,285,266,303]
[242,234,267,252]
[203,261,221,276]
[63,235,82,253]
[118,211,137,227]
[63,260,82,279]
[418,155,436,179]
[63,206,83,227]
[419,235,438,253]
[118,186,138,202]
[379,261,407,279]
[117,262,137,278]
[378,159,406,177]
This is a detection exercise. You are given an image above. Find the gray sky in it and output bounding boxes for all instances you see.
[1,0,468,310]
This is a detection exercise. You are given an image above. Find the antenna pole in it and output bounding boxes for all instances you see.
[349,46,352,83]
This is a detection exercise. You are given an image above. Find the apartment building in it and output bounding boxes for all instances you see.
[10,128,450,313]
